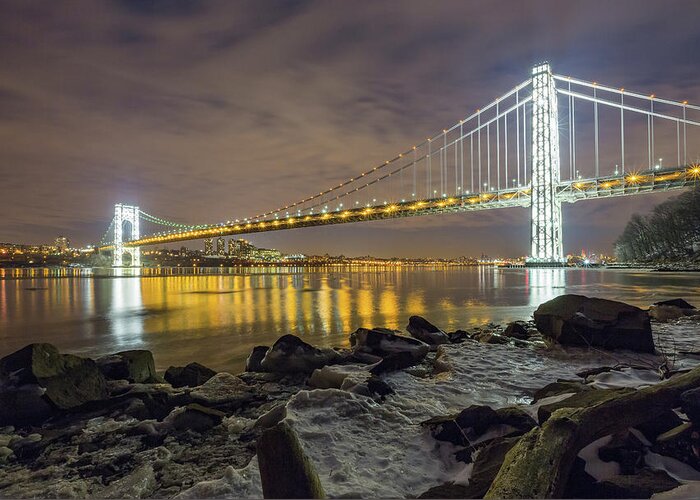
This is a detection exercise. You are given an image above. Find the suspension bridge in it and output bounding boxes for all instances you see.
[99,62,700,267]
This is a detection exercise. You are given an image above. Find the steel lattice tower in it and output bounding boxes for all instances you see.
[113,204,141,267]
[527,63,565,265]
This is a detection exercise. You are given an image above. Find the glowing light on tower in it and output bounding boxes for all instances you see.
[527,63,565,265]
[113,204,141,267]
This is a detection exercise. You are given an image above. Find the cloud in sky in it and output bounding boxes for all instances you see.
[1,0,699,257]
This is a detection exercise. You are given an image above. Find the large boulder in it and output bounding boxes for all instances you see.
[650,298,697,322]
[406,316,450,345]
[164,362,216,388]
[533,294,654,352]
[0,344,107,411]
[257,421,325,499]
[350,328,429,363]
[190,372,253,409]
[96,350,158,383]
[260,335,340,374]
[245,346,269,372]
[165,403,225,432]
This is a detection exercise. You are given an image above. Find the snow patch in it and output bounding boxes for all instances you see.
[578,435,620,481]
[587,367,663,389]
[174,459,262,499]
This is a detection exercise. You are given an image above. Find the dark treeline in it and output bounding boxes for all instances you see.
[615,188,700,261]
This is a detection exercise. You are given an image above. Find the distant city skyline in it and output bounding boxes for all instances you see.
[2,1,699,257]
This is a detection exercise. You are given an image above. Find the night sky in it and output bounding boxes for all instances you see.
[2,0,699,258]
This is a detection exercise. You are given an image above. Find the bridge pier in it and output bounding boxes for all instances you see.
[113,204,141,267]
[526,63,566,267]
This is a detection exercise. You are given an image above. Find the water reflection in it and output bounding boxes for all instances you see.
[526,268,566,307]
[2,266,700,372]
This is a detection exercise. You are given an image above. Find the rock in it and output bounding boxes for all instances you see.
[598,430,644,475]
[245,346,269,372]
[635,410,684,442]
[681,387,700,424]
[254,404,287,430]
[460,436,521,498]
[406,316,450,345]
[164,362,217,388]
[366,375,394,399]
[503,321,530,340]
[418,482,470,499]
[257,421,325,499]
[533,294,654,353]
[532,380,592,402]
[350,327,429,365]
[650,299,697,322]
[594,468,680,498]
[308,364,368,390]
[477,332,510,345]
[0,343,107,411]
[651,422,700,470]
[370,351,425,375]
[494,407,537,434]
[101,464,157,499]
[537,387,634,423]
[654,298,696,309]
[563,456,598,498]
[190,372,253,409]
[96,350,158,383]
[0,384,55,426]
[422,405,500,446]
[166,404,225,432]
[447,330,470,343]
[656,422,693,443]
[260,335,340,373]
[0,446,13,464]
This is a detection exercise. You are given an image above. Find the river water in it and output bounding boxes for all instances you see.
[1,266,699,372]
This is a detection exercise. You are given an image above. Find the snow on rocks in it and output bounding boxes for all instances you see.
[260,335,341,373]
[406,316,450,345]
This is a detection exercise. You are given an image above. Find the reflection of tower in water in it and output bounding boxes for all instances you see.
[527,268,566,307]
[109,272,144,345]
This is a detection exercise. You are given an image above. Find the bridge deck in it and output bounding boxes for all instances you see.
[105,166,698,249]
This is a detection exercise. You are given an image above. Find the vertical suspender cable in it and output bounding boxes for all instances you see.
[487,123,491,190]
[523,102,527,185]
[677,120,681,168]
[649,95,656,169]
[478,113,482,193]
[594,86,599,178]
[496,102,500,192]
[428,139,432,198]
[571,96,576,180]
[568,81,573,180]
[505,113,508,187]
[413,148,416,197]
[470,133,474,194]
[647,114,652,169]
[683,103,687,165]
[621,92,625,175]
[460,121,464,197]
[516,91,521,187]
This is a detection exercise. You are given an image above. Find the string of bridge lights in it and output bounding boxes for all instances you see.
[244,80,532,222]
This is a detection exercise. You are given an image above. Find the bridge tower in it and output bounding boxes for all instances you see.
[113,204,141,267]
[527,63,566,266]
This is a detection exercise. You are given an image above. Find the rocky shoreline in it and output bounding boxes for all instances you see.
[1,295,700,498]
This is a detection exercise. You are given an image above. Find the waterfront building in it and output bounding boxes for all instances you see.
[204,238,213,255]
[216,237,225,256]
[55,236,70,252]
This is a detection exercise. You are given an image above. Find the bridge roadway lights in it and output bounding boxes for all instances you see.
[113,203,141,267]
[526,62,567,267]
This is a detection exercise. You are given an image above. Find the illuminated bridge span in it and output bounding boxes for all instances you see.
[100,63,700,267]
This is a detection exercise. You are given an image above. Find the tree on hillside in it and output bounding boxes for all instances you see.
[614,188,700,261]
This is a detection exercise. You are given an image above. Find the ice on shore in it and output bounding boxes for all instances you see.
[183,318,700,498]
